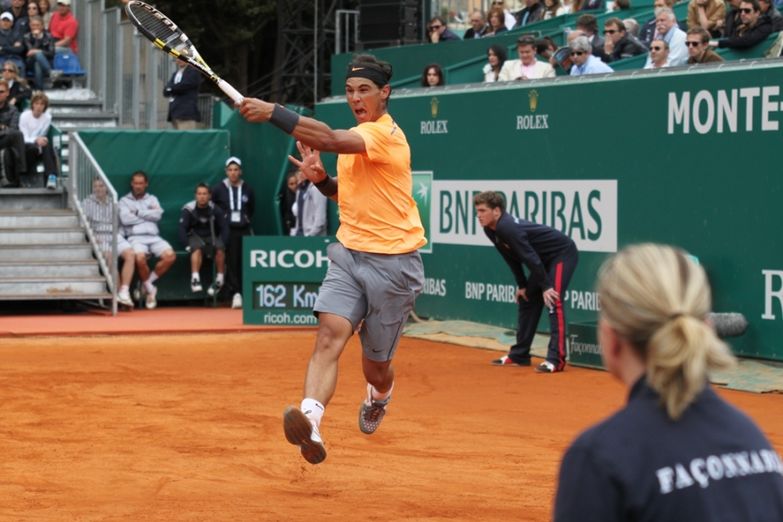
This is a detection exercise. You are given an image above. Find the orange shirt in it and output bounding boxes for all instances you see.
[336,113,426,254]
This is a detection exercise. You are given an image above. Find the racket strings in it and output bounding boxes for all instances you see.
[129,5,179,41]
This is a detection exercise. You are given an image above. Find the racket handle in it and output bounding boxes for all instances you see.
[217,79,244,105]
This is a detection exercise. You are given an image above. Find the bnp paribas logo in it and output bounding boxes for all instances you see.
[517,89,549,131]
[412,171,432,253]
[421,97,448,135]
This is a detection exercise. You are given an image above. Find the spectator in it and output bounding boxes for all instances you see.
[211,156,255,309]
[688,0,726,37]
[580,0,605,10]
[644,38,671,67]
[686,27,724,62]
[83,177,136,308]
[19,90,56,188]
[716,0,773,48]
[543,0,569,19]
[514,0,546,28]
[719,0,744,36]
[644,7,688,66]
[759,0,783,31]
[569,35,614,75]
[38,0,51,28]
[421,63,444,87]
[163,58,202,130]
[427,16,460,43]
[603,16,647,61]
[291,168,327,237]
[623,17,641,37]
[612,0,632,11]
[49,0,77,55]
[576,14,610,61]
[639,0,676,48]
[550,29,586,73]
[9,0,26,35]
[484,6,508,36]
[536,36,559,60]
[490,0,518,30]
[178,183,228,296]
[483,44,507,82]
[22,14,52,90]
[0,78,26,187]
[0,12,25,73]
[499,35,556,80]
[2,60,29,108]
[119,170,176,310]
[280,171,297,235]
[464,10,488,38]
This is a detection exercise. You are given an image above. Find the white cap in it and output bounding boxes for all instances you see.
[225,156,242,167]
[0,12,13,22]
[57,0,72,5]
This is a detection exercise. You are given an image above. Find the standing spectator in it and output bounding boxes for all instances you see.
[554,244,783,521]
[0,12,25,73]
[576,14,610,61]
[514,0,546,28]
[463,10,488,39]
[2,60,29,108]
[499,35,556,80]
[569,35,614,75]
[291,169,327,237]
[163,58,202,130]
[759,0,783,30]
[644,7,688,66]
[474,191,578,373]
[119,170,176,310]
[19,90,56,188]
[9,0,27,35]
[22,15,52,89]
[421,63,444,87]
[603,16,647,61]
[83,177,136,308]
[644,38,671,67]
[686,26,724,62]
[427,16,460,43]
[543,0,569,19]
[0,78,26,187]
[280,171,297,235]
[483,44,507,82]
[38,0,51,28]
[716,0,772,48]
[688,0,726,37]
[484,6,508,36]
[178,183,228,296]
[211,156,255,309]
[49,0,77,55]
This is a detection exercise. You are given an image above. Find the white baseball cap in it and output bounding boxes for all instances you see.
[0,12,13,22]
[225,156,242,167]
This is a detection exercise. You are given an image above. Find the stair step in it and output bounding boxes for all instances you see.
[0,277,108,296]
[0,261,101,277]
[0,244,95,261]
[0,292,113,301]
[0,187,68,209]
[0,213,79,228]
[0,228,87,245]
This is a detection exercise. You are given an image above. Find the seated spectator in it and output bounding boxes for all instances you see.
[49,0,77,55]
[569,35,614,75]
[550,29,586,73]
[83,176,136,308]
[179,183,228,296]
[3,60,29,108]
[603,16,647,61]
[716,0,773,48]
[612,0,632,11]
[421,63,444,87]
[580,0,605,10]
[623,17,640,37]
[499,35,556,80]
[464,10,488,38]
[23,15,53,90]
[119,170,176,310]
[688,0,726,37]
[10,0,27,35]
[543,0,569,19]
[291,168,327,237]
[428,16,460,43]
[0,78,26,187]
[484,6,508,36]
[644,7,688,66]
[576,14,609,61]
[643,38,671,67]
[0,12,25,73]
[280,171,297,235]
[490,0,518,30]
[719,0,744,36]
[514,0,545,28]
[483,44,507,82]
[536,36,559,60]
[686,27,725,62]
[19,90,57,188]
[639,0,686,48]
[39,0,52,28]
[759,0,783,31]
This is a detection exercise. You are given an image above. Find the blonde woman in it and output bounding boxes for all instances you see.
[554,244,783,521]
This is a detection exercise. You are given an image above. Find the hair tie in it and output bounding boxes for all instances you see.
[669,312,685,321]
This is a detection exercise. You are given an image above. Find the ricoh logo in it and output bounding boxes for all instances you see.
[250,249,330,269]
[762,269,783,320]
[667,86,782,135]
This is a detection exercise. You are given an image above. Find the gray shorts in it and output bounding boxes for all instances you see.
[129,235,173,258]
[314,242,425,362]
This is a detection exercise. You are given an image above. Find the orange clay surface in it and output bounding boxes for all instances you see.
[1,331,782,521]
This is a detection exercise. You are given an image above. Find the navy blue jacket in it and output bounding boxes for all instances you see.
[483,212,576,292]
[211,179,255,230]
[178,201,229,247]
[164,65,202,122]
[555,377,783,522]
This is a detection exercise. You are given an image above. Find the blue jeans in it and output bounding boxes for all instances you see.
[26,52,51,89]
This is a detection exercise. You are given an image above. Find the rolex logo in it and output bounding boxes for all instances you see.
[431,97,439,118]
[529,90,539,113]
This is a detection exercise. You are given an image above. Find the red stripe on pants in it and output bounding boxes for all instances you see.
[555,261,566,371]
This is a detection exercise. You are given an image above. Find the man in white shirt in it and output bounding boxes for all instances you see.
[499,35,556,81]
[644,7,687,67]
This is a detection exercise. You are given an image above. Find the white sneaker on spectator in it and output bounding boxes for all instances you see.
[117,289,133,308]
[145,286,158,309]
[191,277,202,293]
[231,293,242,309]
[46,174,56,189]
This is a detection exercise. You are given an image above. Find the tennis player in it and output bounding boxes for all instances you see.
[239,54,426,464]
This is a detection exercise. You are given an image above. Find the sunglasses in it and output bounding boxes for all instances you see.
[650,46,664,51]
[740,7,754,13]
[685,41,703,47]
[430,24,442,30]
[0,90,8,93]
[570,51,585,56]
[604,29,617,34]
[2,68,14,72]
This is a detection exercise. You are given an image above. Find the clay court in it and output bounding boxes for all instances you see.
[1,310,782,521]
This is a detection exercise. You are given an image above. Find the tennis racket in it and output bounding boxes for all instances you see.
[125,1,244,104]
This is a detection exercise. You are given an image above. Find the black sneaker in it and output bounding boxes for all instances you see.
[491,355,531,366]
[358,384,390,434]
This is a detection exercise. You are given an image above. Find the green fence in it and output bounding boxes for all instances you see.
[314,60,783,361]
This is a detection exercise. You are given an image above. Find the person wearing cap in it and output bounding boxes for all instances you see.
[163,58,202,130]
[210,156,255,309]
[239,53,426,465]
[49,0,78,55]
[0,11,25,74]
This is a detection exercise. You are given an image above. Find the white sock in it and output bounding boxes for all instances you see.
[144,272,159,293]
[147,272,159,284]
[301,398,324,427]
[370,382,393,402]
[120,285,129,293]
[216,273,224,284]
[191,272,200,280]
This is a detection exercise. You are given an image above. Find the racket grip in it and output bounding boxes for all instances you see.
[217,79,244,105]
